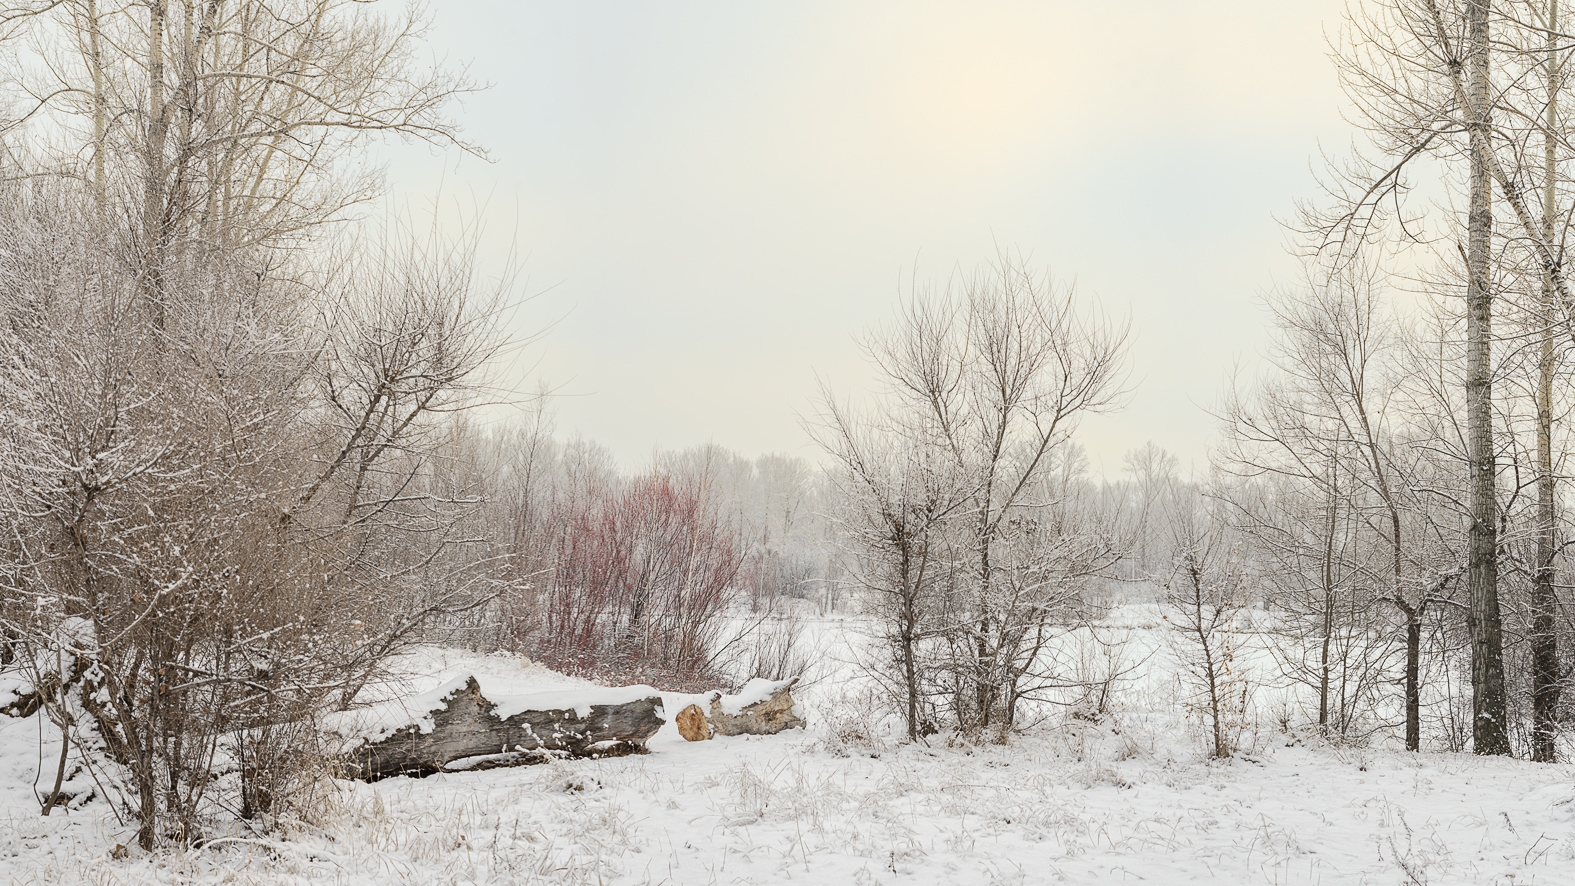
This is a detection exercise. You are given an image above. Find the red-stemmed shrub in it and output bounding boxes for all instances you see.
[515,474,742,689]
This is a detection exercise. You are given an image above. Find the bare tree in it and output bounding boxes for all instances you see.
[0,0,500,847]
[1239,466,1395,739]
[1221,262,1472,749]
[1120,442,1182,582]
[813,407,967,741]
[0,182,503,845]
[1306,0,1520,755]
[1,0,477,254]
[1526,0,1565,763]
[1162,483,1251,760]
[1461,0,1511,759]
[816,254,1129,741]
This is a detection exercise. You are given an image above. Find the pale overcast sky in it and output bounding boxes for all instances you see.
[379,1,1352,476]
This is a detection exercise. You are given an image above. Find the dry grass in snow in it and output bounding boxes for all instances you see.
[1,623,1573,885]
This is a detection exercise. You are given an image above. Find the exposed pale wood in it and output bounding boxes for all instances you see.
[676,703,711,741]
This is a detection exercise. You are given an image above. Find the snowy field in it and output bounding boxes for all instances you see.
[1,614,1573,885]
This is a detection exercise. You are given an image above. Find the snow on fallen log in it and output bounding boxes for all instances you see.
[326,676,666,781]
[704,677,805,737]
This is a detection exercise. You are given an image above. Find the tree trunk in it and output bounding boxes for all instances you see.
[1530,0,1563,765]
[1319,607,1332,730]
[1320,452,1338,730]
[1465,0,1510,757]
[1406,607,1422,752]
[901,545,921,742]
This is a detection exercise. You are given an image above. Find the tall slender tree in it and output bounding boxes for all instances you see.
[1529,0,1563,764]
[1461,0,1511,757]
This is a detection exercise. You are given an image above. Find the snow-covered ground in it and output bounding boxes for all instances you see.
[2,616,1573,884]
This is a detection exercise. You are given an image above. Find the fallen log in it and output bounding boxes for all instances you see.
[706,677,804,737]
[332,677,665,781]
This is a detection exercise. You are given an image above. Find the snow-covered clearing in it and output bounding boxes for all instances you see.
[1,616,1573,885]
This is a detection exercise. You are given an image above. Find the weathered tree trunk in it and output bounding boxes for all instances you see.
[708,677,805,736]
[1465,0,1510,757]
[340,678,664,781]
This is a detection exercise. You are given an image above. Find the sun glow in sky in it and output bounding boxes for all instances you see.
[383,0,1352,476]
